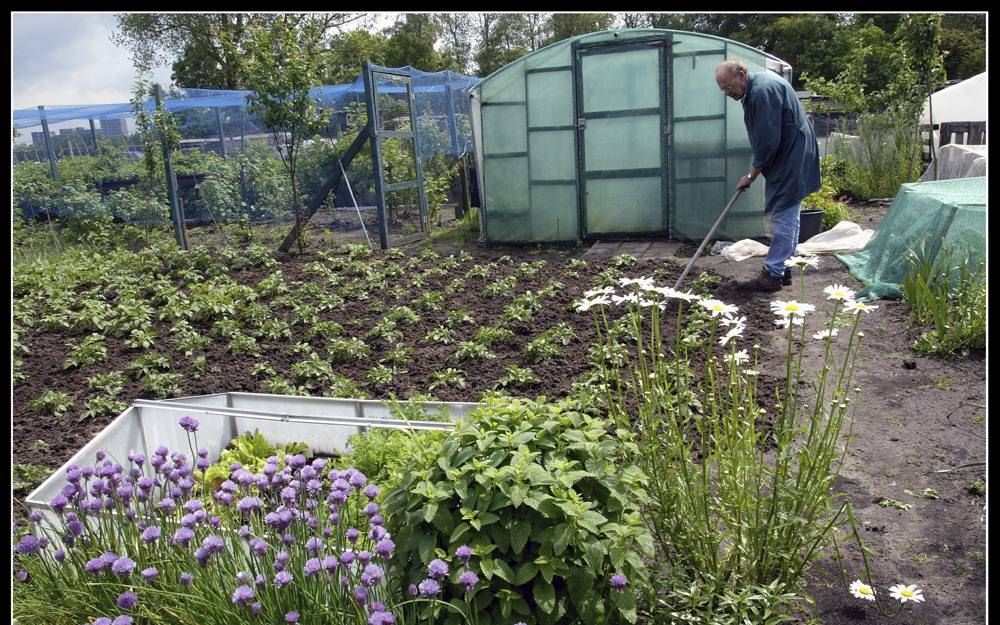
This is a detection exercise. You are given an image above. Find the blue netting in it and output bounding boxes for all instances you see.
[14,66,479,160]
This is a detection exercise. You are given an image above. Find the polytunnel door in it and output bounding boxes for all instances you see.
[574,36,669,239]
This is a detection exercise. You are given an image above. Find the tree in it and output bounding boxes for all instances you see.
[545,13,615,45]
[762,15,853,89]
[112,13,365,90]
[322,29,391,84]
[433,13,476,74]
[473,13,534,76]
[243,15,329,253]
[939,14,985,80]
[383,14,444,71]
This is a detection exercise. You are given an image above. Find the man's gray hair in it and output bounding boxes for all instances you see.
[715,59,748,78]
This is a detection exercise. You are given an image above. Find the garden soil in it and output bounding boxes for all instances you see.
[11,202,985,624]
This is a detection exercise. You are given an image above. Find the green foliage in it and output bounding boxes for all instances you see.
[384,396,653,625]
[494,365,540,390]
[340,426,447,497]
[326,337,371,363]
[202,429,311,490]
[29,390,74,417]
[802,157,854,229]
[452,341,496,363]
[13,464,53,493]
[63,334,108,369]
[428,368,467,391]
[902,244,985,357]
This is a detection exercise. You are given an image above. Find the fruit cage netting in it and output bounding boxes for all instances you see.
[13,67,480,239]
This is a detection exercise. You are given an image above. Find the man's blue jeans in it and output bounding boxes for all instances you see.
[764,202,801,279]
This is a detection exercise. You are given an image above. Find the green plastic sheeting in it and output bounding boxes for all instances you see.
[474,28,794,243]
[836,177,986,300]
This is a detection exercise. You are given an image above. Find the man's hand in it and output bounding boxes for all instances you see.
[736,174,754,191]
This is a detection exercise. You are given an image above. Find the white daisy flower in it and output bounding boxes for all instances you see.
[611,293,639,306]
[699,299,739,317]
[619,277,655,290]
[844,300,879,314]
[575,296,611,312]
[650,286,681,299]
[888,583,924,603]
[673,290,701,302]
[719,325,745,347]
[813,328,839,340]
[785,255,820,268]
[774,316,804,328]
[742,368,759,376]
[724,349,750,366]
[770,300,817,318]
[719,315,747,328]
[583,286,616,299]
[849,580,876,601]
[823,284,856,301]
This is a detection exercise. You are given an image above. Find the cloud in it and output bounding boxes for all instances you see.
[12,12,173,110]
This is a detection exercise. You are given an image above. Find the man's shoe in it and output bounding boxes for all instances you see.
[740,269,784,292]
[783,268,792,286]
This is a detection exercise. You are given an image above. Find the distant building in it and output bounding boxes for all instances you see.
[100,118,129,136]
[30,130,55,146]
[59,127,88,136]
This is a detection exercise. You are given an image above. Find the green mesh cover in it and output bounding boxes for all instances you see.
[836,177,986,299]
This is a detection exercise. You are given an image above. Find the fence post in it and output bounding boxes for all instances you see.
[216,107,227,158]
[89,119,100,156]
[153,83,188,250]
[38,106,59,181]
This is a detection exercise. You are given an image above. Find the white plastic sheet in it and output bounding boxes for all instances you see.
[721,221,875,262]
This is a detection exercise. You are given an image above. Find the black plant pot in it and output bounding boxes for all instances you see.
[799,209,824,243]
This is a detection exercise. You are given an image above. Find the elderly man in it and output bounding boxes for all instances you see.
[715,59,821,291]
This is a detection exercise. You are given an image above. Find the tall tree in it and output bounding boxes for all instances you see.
[243,15,329,253]
[545,13,615,45]
[113,13,365,90]
[473,13,533,76]
[433,13,476,73]
[322,29,391,84]
[939,14,986,80]
[383,13,444,71]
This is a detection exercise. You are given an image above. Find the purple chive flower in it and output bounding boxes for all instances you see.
[363,484,380,500]
[251,603,262,616]
[329,489,348,504]
[349,471,367,488]
[15,570,28,582]
[237,496,265,515]
[96,450,107,461]
[300,466,316,480]
[216,492,234,506]
[455,545,473,563]
[112,617,133,625]
[306,479,322,494]
[116,590,138,610]
[66,466,82,482]
[66,518,84,538]
[282,533,295,546]
[328,511,341,526]
[50,494,69,513]
[285,611,300,624]
[80,466,95,479]
[322,555,338,571]
[459,570,479,592]
[141,567,158,582]
[305,537,323,553]
[85,558,106,575]
[15,535,41,555]
[364,502,380,517]
[304,558,323,577]
[274,570,293,588]
[368,611,396,625]
[232,585,255,606]
[369,526,388,542]
[180,572,194,586]
[197,448,208,458]
[183,499,203,513]
[137,476,155,490]
[156,497,176,513]
[28,510,43,523]
[93,619,112,625]
[112,556,136,577]
[339,551,355,565]
[375,538,395,559]
[220,480,238,493]
[610,574,628,592]
[54,549,66,563]
[408,583,418,596]
[353,585,369,604]
[172,527,195,547]
[418,578,441,597]
[178,416,200,432]
[427,559,449,580]
[346,528,360,543]
[237,525,252,539]
[141,526,161,544]
[202,535,225,555]
[255,573,266,587]
[370,514,384,527]
[361,564,384,587]
[250,538,269,555]
[357,551,372,564]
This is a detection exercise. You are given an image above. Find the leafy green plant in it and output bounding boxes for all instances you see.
[902,244,985,357]
[261,376,308,396]
[474,326,515,346]
[227,333,261,356]
[63,333,108,369]
[484,276,518,298]
[29,390,74,417]
[86,371,127,397]
[802,158,854,230]
[259,318,293,341]
[428,368,467,391]
[126,352,171,379]
[142,372,183,398]
[305,320,343,340]
[13,464,52,493]
[495,365,540,390]
[424,325,455,345]
[326,337,371,363]
[81,397,128,421]
[446,309,475,328]
[365,363,398,386]
[382,345,414,367]
[385,396,653,625]
[324,374,367,399]
[124,328,157,350]
[201,429,311,491]
[251,362,277,378]
[387,305,421,325]
[452,341,496,363]
[290,353,334,389]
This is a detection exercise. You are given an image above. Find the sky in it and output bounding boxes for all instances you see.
[11,12,401,141]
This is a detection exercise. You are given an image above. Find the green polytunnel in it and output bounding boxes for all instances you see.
[470,29,794,243]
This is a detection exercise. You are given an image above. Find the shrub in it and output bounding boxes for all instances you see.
[385,396,653,625]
